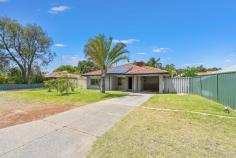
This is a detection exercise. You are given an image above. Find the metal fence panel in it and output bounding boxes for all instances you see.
[201,75,218,101]
[164,77,190,93]
[190,72,236,109]
[190,77,201,95]
[0,83,44,90]
[218,73,236,109]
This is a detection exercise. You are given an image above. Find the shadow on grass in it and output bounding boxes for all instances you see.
[100,92,127,99]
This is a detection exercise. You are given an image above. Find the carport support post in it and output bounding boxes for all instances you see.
[132,75,135,92]
[109,75,111,91]
[133,76,138,92]
[159,76,164,93]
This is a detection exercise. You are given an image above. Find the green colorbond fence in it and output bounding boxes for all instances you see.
[0,83,44,90]
[190,72,236,109]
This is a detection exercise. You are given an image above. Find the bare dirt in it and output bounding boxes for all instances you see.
[0,104,74,129]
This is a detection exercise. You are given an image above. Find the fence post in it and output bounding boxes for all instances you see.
[200,76,202,96]
[216,74,219,102]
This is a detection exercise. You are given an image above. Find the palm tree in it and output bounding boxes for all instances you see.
[84,34,129,93]
[145,57,162,68]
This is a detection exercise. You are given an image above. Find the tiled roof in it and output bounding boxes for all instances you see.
[45,71,81,79]
[82,64,167,76]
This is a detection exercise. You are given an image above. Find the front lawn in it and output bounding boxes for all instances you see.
[7,88,127,106]
[0,89,127,128]
[87,94,236,158]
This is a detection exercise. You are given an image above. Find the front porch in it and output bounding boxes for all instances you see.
[84,75,165,93]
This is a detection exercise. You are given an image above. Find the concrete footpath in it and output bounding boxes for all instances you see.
[0,93,153,158]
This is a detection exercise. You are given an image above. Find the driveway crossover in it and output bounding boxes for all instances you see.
[0,93,153,158]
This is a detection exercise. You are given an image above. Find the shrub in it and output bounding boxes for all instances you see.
[44,79,57,92]
[44,77,76,95]
[0,72,8,84]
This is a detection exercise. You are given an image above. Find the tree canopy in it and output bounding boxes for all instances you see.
[0,53,9,72]
[77,60,99,74]
[53,65,78,74]
[164,64,177,77]
[145,57,162,68]
[0,17,55,83]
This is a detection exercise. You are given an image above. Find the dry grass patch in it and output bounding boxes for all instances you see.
[0,88,127,128]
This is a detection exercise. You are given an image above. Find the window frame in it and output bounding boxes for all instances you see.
[90,79,99,86]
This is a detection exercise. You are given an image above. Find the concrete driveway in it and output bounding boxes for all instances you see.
[0,93,153,158]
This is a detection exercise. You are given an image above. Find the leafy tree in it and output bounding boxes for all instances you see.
[77,60,99,74]
[145,57,162,68]
[176,65,221,77]
[44,77,75,95]
[0,17,55,83]
[181,67,198,77]
[53,65,78,74]
[6,66,44,83]
[196,65,207,72]
[7,67,23,83]
[0,72,8,83]
[30,65,45,83]
[0,54,9,73]
[164,64,177,77]
[44,79,57,92]
[84,34,129,93]
[57,77,76,94]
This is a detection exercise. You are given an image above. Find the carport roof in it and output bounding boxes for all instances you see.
[82,64,168,76]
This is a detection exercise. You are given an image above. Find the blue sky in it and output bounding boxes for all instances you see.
[1,0,236,72]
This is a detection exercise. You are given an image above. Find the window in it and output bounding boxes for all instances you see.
[90,79,99,86]
[118,77,122,86]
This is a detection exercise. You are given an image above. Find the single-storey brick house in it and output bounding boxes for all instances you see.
[82,62,169,93]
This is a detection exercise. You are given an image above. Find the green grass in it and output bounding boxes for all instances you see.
[144,94,236,117]
[87,94,236,158]
[6,88,128,106]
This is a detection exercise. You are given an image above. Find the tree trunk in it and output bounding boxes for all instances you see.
[21,69,28,84]
[27,65,32,84]
[100,69,106,93]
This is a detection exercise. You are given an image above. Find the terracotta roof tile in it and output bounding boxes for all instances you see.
[82,64,167,76]
[45,71,81,79]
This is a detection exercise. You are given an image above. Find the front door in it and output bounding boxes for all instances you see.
[128,77,133,90]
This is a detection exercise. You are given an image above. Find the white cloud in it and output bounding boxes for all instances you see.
[136,52,147,55]
[0,0,8,2]
[113,39,140,44]
[62,55,80,65]
[54,43,66,47]
[152,47,170,53]
[181,62,204,67]
[224,59,232,63]
[49,5,70,14]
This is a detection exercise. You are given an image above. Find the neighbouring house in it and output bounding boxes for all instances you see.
[198,65,236,76]
[82,62,169,93]
[45,71,87,88]
[213,65,236,74]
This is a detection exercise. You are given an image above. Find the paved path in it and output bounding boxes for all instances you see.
[0,93,153,158]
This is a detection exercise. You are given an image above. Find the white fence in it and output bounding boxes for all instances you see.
[164,77,190,93]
